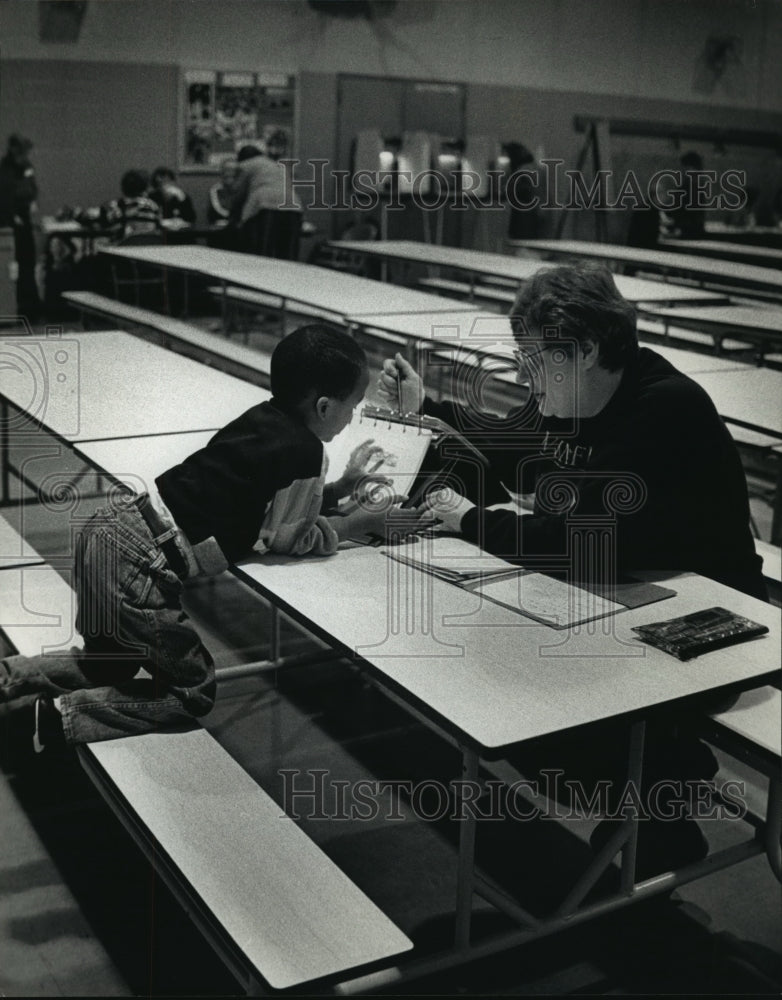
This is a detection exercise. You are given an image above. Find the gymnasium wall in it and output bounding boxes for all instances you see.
[1,0,780,239]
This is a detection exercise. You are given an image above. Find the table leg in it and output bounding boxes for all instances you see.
[766,773,782,884]
[270,603,281,661]
[1,398,9,504]
[455,745,479,950]
[619,719,645,894]
[220,278,228,335]
[771,455,781,546]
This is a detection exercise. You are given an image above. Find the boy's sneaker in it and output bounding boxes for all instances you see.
[33,697,65,753]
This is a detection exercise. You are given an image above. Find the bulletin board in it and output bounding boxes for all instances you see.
[180,69,297,172]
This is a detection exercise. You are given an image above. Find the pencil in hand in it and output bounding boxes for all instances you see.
[396,366,403,415]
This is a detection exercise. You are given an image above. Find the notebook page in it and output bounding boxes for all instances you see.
[326,419,433,501]
[385,536,519,576]
[475,573,623,628]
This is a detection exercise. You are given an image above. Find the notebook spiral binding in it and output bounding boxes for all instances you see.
[360,405,489,466]
[360,404,434,434]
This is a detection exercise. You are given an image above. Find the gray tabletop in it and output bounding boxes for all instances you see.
[0,329,267,443]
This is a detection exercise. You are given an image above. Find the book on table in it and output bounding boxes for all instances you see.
[382,536,676,630]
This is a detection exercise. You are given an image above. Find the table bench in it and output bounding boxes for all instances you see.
[0,515,46,570]
[636,315,752,353]
[62,290,271,387]
[78,727,412,993]
[701,685,782,883]
[417,276,515,305]
[206,283,333,323]
[209,285,415,360]
[0,535,412,994]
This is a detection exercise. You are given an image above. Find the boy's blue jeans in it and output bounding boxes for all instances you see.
[0,499,215,744]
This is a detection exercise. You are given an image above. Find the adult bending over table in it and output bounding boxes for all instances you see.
[377,262,768,877]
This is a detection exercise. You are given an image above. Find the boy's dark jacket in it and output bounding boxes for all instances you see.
[156,399,337,563]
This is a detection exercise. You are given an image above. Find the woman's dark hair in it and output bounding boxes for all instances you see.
[271,324,368,407]
[510,263,638,372]
[120,169,150,198]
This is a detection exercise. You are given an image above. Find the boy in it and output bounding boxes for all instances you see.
[1,325,430,750]
[100,169,161,239]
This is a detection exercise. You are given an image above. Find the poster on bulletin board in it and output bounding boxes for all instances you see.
[181,69,296,172]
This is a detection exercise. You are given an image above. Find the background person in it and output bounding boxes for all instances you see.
[0,133,42,319]
[100,168,162,239]
[229,142,302,257]
[149,165,197,225]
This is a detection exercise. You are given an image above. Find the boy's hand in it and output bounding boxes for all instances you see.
[335,498,437,541]
[377,354,424,414]
[336,439,391,500]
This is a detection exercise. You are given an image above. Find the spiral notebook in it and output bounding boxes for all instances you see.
[325,407,435,504]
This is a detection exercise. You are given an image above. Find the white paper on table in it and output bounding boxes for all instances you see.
[474,572,623,628]
[387,535,519,577]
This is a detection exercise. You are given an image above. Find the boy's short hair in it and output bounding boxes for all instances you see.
[271,324,368,406]
[510,262,638,372]
[121,169,150,198]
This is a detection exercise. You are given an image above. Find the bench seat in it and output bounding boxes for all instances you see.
[78,728,412,992]
[705,685,781,777]
[0,535,412,993]
[0,515,47,570]
[62,291,271,386]
[417,276,513,304]
[637,316,752,353]
[0,563,81,657]
[207,284,335,321]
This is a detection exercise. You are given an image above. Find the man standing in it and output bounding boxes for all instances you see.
[0,134,42,320]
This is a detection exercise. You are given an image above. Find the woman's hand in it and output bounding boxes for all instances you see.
[376,353,424,414]
[421,487,475,534]
[333,495,437,542]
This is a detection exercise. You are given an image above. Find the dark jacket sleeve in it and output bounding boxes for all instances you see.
[422,395,545,508]
[460,378,745,575]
